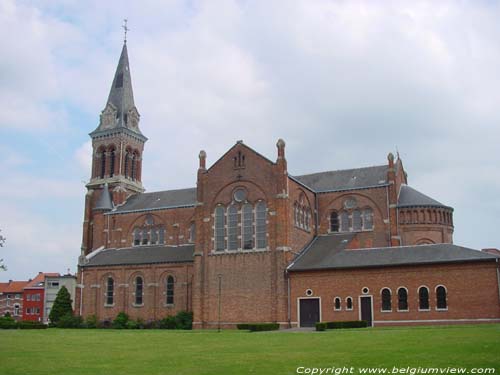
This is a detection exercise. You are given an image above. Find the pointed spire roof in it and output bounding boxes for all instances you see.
[91,42,144,137]
[94,183,114,211]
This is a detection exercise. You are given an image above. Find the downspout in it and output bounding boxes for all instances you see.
[79,268,84,316]
[286,269,291,328]
[386,186,391,247]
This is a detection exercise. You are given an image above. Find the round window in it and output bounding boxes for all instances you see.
[362,287,369,294]
[233,188,247,202]
[305,289,313,296]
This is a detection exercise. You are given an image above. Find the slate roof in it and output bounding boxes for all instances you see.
[288,235,498,271]
[94,183,113,211]
[82,245,195,267]
[398,185,449,209]
[292,165,388,192]
[112,187,197,214]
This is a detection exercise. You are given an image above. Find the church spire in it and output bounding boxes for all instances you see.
[91,41,143,136]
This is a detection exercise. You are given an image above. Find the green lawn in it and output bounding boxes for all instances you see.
[1,325,499,375]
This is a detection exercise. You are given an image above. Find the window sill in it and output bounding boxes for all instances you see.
[164,304,174,308]
[397,309,409,313]
[381,310,392,313]
[435,308,448,311]
[132,304,144,308]
[418,308,431,312]
[104,304,115,308]
[210,248,270,255]
[333,308,341,312]
[346,308,353,311]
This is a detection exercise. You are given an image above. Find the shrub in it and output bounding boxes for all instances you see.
[100,319,112,329]
[143,320,159,329]
[325,321,368,329]
[158,316,177,329]
[57,314,83,328]
[175,311,193,330]
[112,312,129,329]
[0,316,17,329]
[4,311,11,318]
[316,322,327,331]
[246,323,279,332]
[126,320,139,329]
[18,321,47,329]
[49,286,73,324]
[236,323,250,330]
[85,315,98,329]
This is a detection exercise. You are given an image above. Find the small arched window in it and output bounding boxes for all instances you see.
[419,287,430,310]
[398,288,408,311]
[340,211,349,232]
[131,152,137,180]
[330,212,339,232]
[166,276,174,305]
[363,208,374,230]
[381,288,391,311]
[352,210,362,231]
[242,204,254,250]
[124,150,130,178]
[189,222,196,243]
[334,297,341,311]
[133,228,141,246]
[346,297,353,311]
[109,148,116,177]
[106,277,114,305]
[214,206,225,251]
[135,276,143,305]
[99,149,106,179]
[141,228,149,245]
[436,286,447,309]
[256,202,267,249]
[227,205,238,250]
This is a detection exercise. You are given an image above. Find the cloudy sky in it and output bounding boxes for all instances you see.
[1,0,499,281]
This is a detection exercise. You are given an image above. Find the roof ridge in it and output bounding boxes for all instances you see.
[135,187,196,196]
[294,164,387,178]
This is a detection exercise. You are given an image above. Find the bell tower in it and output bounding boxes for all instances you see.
[81,40,147,256]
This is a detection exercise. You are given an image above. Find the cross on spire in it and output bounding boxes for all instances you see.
[122,19,129,43]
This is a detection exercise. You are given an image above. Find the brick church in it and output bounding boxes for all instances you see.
[75,42,500,328]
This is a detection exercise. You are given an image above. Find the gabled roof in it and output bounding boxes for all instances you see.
[25,273,60,289]
[82,245,195,267]
[398,185,450,209]
[292,165,388,192]
[111,187,196,214]
[0,281,29,293]
[207,141,275,173]
[288,235,498,271]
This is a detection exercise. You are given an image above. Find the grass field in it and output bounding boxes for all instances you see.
[0,325,499,375]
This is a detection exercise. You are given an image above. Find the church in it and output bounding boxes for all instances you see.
[75,41,500,328]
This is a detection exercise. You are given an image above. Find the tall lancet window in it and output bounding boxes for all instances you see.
[99,149,106,179]
[109,147,116,177]
[256,201,267,249]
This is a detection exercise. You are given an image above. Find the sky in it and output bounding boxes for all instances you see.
[1,0,499,281]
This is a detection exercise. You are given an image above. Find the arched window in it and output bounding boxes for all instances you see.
[109,148,116,177]
[256,202,267,249]
[363,208,373,230]
[398,288,408,311]
[294,194,312,232]
[340,211,349,232]
[330,211,339,232]
[99,149,106,178]
[135,276,143,305]
[346,297,353,311]
[419,287,430,310]
[166,276,174,305]
[141,228,149,245]
[158,227,165,244]
[352,210,362,231]
[334,297,341,311]
[214,206,225,251]
[106,277,114,305]
[436,286,447,309]
[381,288,391,311]
[131,152,137,180]
[133,228,141,246]
[124,150,130,178]
[242,204,254,250]
[227,205,238,250]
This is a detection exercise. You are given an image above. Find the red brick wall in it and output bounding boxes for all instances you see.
[22,289,44,322]
[290,261,500,327]
[77,263,193,322]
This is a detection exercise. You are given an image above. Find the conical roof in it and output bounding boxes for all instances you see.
[94,183,113,211]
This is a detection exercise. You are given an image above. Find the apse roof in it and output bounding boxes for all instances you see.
[82,245,195,267]
[292,165,388,192]
[288,235,498,271]
[397,185,450,209]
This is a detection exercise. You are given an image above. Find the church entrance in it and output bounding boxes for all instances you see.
[359,296,373,327]
[299,298,320,327]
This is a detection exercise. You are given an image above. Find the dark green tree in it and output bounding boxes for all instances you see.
[49,286,73,324]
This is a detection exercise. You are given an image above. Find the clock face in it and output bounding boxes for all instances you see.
[233,188,247,202]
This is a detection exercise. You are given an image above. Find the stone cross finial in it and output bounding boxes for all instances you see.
[122,19,129,43]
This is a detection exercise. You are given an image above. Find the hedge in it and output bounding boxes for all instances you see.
[237,323,279,332]
[315,322,327,331]
[18,321,47,329]
[325,321,368,329]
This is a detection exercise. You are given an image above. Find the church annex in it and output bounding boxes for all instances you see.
[75,42,500,328]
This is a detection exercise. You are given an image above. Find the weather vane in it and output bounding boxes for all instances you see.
[122,19,129,43]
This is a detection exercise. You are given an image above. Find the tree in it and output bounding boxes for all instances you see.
[0,229,6,271]
[49,286,73,324]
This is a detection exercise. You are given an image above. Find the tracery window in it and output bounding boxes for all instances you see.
[330,212,339,232]
[132,215,165,247]
[294,193,312,231]
[213,198,267,251]
[332,208,374,232]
